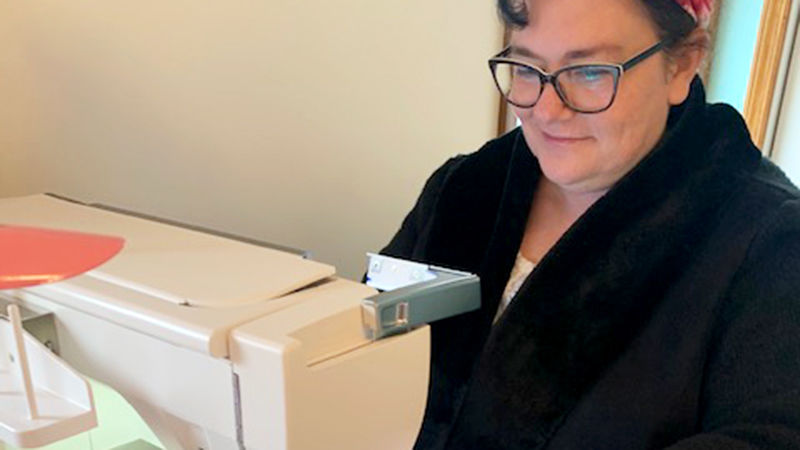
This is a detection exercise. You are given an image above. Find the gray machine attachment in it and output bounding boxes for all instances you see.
[361,253,480,340]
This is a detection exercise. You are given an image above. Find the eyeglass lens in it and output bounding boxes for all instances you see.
[492,63,619,112]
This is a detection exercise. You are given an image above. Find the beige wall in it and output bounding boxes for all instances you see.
[0,1,502,279]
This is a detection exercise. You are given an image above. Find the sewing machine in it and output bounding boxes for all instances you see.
[0,194,479,450]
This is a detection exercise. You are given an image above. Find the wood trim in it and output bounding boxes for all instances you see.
[743,0,794,149]
[497,90,511,136]
[496,30,512,136]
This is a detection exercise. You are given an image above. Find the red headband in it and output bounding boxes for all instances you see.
[674,0,714,27]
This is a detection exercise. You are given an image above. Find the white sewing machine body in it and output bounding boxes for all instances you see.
[0,194,430,450]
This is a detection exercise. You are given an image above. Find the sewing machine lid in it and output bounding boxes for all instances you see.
[0,195,334,308]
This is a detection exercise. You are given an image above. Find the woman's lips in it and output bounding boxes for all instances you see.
[541,131,591,145]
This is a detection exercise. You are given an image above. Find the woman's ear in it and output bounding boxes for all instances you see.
[667,28,710,105]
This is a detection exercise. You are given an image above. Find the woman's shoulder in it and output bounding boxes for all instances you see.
[722,157,800,293]
[425,127,524,192]
[704,102,800,230]
[733,157,800,232]
[380,129,525,260]
[749,157,800,200]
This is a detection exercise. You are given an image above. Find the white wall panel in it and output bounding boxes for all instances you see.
[0,1,502,278]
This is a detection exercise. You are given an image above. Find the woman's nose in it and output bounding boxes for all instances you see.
[531,83,573,122]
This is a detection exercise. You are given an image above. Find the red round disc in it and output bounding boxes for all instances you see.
[0,225,124,289]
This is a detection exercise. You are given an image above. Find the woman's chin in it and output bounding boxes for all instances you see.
[538,165,612,195]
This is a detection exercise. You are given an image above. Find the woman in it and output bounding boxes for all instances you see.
[381,0,800,448]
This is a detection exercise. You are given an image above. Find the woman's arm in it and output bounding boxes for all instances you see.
[667,199,800,449]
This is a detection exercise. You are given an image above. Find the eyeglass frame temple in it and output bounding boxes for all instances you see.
[620,40,667,71]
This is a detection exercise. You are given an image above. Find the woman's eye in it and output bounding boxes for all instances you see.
[570,67,610,83]
[514,65,540,80]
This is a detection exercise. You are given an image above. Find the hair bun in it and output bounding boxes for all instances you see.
[674,0,714,27]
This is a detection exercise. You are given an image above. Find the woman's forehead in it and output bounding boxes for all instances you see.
[519,0,658,40]
[507,42,627,64]
[509,0,659,64]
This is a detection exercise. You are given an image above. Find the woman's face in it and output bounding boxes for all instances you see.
[511,0,696,194]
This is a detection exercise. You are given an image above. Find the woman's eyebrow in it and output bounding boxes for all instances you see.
[508,44,625,62]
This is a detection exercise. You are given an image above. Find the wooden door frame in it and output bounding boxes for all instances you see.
[744,0,794,150]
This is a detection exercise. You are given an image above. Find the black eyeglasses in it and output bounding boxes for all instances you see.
[488,40,666,113]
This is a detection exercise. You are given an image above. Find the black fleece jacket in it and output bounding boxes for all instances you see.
[381,78,800,449]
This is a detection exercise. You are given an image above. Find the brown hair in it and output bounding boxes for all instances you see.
[497,0,698,51]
